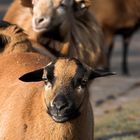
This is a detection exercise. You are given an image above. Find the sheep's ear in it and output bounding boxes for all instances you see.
[20,0,32,7]
[89,69,115,80]
[19,68,44,82]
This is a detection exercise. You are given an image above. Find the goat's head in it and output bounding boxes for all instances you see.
[25,0,90,34]
[19,58,113,123]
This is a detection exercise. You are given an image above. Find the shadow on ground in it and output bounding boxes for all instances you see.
[96,130,140,140]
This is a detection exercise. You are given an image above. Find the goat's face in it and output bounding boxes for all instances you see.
[31,0,89,33]
[19,58,114,123]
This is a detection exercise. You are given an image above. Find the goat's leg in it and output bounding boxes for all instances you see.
[122,36,130,75]
[106,41,114,71]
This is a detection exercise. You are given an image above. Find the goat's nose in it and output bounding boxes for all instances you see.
[35,17,45,25]
[53,96,68,111]
[34,17,50,28]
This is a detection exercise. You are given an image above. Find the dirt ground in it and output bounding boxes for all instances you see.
[0,0,140,140]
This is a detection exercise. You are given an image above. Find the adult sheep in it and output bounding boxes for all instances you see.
[4,0,106,68]
[0,20,113,140]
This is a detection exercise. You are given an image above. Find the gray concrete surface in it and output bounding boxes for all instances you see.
[0,0,140,115]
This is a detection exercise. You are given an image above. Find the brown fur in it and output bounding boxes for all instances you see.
[0,21,34,54]
[0,21,56,59]
[4,0,106,68]
[93,0,140,46]
[93,0,140,73]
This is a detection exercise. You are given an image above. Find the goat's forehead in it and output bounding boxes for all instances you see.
[54,59,78,78]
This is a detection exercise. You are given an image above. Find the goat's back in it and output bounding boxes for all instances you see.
[0,52,51,140]
[0,52,50,83]
[93,0,140,29]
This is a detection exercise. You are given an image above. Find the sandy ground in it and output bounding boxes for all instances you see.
[0,0,140,130]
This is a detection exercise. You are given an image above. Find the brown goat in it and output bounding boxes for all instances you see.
[4,0,106,68]
[0,54,113,140]
[0,18,114,140]
[93,0,140,74]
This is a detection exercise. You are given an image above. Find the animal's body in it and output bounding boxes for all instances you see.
[93,0,140,74]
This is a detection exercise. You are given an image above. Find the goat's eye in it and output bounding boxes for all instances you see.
[60,3,66,7]
[59,0,67,8]
[81,80,87,87]
[57,3,66,14]
[44,80,52,90]
[44,79,48,85]
[42,77,49,84]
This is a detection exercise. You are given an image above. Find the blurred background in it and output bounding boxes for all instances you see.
[0,0,140,140]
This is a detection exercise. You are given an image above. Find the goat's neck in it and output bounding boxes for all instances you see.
[42,93,93,140]
[23,89,93,140]
[47,11,103,67]
[44,108,92,140]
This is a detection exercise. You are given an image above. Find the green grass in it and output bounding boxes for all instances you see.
[95,98,140,140]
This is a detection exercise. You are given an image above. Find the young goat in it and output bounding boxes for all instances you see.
[4,0,106,68]
[93,0,140,74]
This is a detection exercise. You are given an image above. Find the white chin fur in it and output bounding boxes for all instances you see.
[32,26,47,33]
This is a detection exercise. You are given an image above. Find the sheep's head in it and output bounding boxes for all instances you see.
[19,58,113,123]
[23,0,90,34]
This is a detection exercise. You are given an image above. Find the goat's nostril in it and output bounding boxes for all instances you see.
[53,101,68,110]
[35,17,45,25]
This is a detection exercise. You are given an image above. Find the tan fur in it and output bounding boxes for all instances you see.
[0,21,55,59]
[54,59,77,82]
[4,0,106,68]
[93,0,140,46]
[0,23,34,54]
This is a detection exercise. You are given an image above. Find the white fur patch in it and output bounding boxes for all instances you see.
[44,82,52,91]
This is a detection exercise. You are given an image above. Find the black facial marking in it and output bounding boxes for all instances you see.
[71,58,87,88]
[0,20,11,28]
[44,61,56,85]
[0,34,10,51]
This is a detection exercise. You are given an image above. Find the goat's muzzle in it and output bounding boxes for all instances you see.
[32,16,51,32]
[47,95,80,123]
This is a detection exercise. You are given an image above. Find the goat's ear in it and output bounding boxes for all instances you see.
[89,69,115,80]
[20,0,32,7]
[19,68,44,82]
[0,34,8,48]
